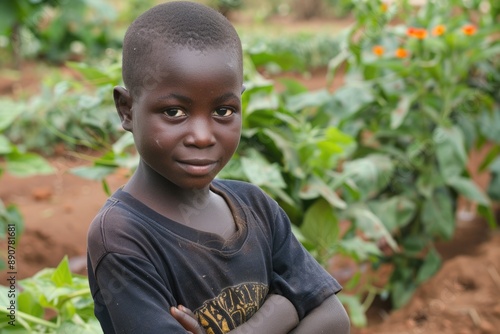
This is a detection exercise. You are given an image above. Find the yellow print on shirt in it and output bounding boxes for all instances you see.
[194,282,269,334]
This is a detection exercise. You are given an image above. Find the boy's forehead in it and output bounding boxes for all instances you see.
[150,45,242,76]
[129,45,242,98]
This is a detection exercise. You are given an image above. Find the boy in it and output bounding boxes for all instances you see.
[87,1,350,333]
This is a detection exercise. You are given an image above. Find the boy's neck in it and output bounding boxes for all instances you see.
[123,160,213,212]
[121,161,237,238]
[124,162,211,205]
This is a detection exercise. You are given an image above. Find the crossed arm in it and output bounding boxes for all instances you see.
[171,293,350,334]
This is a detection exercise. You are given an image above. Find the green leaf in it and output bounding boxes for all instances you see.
[340,236,382,261]
[416,167,443,198]
[479,145,500,172]
[390,94,414,129]
[17,291,44,318]
[261,128,298,174]
[277,78,308,95]
[286,89,331,113]
[57,319,104,334]
[66,62,120,86]
[477,204,497,229]
[446,176,490,206]
[0,99,24,131]
[434,126,467,181]
[241,149,286,189]
[326,49,349,86]
[347,204,398,250]
[245,91,280,114]
[421,189,455,240]
[112,132,135,154]
[330,85,375,119]
[342,154,394,200]
[248,49,304,72]
[51,256,73,287]
[301,199,339,249]
[6,153,54,177]
[0,135,12,155]
[0,2,17,34]
[416,248,441,284]
[402,235,431,257]
[368,196,417,233]
[478,108,500,143]
[487,158,500,201]
[299,176,346,209]
[391,280,416,309]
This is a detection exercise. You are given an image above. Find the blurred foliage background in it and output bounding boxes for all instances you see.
[0,0,499,332]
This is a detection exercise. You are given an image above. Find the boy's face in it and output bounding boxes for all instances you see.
[117,47,243,190]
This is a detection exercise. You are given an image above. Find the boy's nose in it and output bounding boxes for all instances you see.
[184,117,216,148]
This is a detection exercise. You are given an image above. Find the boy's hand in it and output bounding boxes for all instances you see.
[170,305,206,334]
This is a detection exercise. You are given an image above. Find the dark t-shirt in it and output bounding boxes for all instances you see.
[87,179,342,333]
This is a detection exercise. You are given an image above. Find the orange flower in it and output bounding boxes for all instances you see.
[395,48,409,58]
[414,28,427,39]
[462,24,477,36]
[432,24,446,36]
[373,45,385,57]
[407,27,427,39]
[406,27,416,37]
[380,3,388,12]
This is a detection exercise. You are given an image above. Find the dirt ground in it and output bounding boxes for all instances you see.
[1,59,499,333]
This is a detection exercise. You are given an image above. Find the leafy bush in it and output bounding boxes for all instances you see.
[0,257,100,333]
[243,33,341,73]
[3,62,123,155]
[0,0,120,64]
[326,0,499,308]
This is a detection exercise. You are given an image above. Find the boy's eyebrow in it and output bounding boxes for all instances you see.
[156,92,240,104]
[213,92,241,105]
[157,93,192,103]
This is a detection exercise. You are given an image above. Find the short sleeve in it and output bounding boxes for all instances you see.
[270,207,342,319]
[89,252,185,333]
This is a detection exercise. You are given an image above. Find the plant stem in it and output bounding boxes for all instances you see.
[0,307,58,328]
[362,287,378,312]
[58,288,92,308]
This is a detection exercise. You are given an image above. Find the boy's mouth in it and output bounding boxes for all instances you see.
[176,159,218,176]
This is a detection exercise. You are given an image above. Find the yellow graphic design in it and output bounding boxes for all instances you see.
[194,282,269,334]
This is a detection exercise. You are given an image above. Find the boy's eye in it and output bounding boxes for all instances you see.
[213,108,234,117]
[164,108,186,117]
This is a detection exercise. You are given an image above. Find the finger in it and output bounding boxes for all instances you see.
[171,307,204,333]
[178,305,197,319]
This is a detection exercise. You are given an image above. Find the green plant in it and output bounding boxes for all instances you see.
[242,33,341,74]
[0,256,101,333]
[0,0,59,66]
[3,61,122,155]
[326,0,499,309]
[0,0,119,65]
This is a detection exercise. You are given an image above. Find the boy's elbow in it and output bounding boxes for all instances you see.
[327,294,350,334]
[292,294,350,334]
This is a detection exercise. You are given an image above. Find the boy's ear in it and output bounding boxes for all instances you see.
[113,86,133,132]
